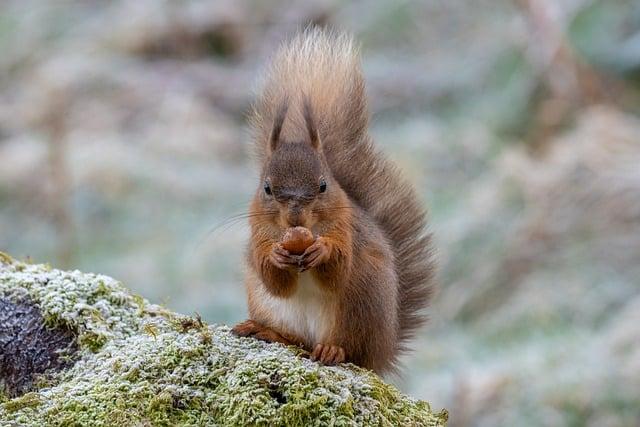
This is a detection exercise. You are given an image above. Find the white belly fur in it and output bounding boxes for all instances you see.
[258,272,335,345]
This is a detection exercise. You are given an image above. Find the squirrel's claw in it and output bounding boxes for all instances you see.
[270,243,302,271]
[273,243,291,258]
[300,237,330,270]
[310,343,346,365]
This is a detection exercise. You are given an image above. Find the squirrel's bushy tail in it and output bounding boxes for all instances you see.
[250,27,435,355]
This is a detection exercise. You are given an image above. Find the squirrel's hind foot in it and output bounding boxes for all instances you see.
[232,319,304,347]
[310,343,346,366]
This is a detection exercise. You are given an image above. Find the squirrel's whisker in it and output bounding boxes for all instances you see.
[197,211,278,248]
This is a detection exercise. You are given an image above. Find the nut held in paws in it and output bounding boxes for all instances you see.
[281,227,315,255]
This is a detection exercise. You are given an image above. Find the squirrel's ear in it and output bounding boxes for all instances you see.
[303,98,320,150]
[269,102,288,153]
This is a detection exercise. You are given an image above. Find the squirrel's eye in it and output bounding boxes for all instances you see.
[319,178,327,193]
[264,181,272,195]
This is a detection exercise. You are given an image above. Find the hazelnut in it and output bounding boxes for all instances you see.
[281,227,315,255]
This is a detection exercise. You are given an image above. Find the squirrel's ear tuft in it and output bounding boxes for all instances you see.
[269,101,288,153]
[303,97,320,150]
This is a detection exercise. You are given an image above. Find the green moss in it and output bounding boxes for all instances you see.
[2,392,41,413]
[77,331,109,352]
[0,257,447,426]
[0,251,13,265]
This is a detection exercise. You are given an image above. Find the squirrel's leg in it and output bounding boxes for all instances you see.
[232,319,305,347]
[308,231,399,372]
[303,234,352,292]
[253,238,299,297]
[302,232,352,365]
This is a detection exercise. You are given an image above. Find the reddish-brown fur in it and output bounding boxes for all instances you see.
[232,28,435,374]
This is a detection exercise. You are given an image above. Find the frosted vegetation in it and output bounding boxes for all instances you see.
[0,1,639,426]
[0,255,447,426]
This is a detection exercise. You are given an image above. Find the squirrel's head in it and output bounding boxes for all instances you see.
[259,101,343,229]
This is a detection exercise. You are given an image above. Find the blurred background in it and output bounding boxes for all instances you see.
[1,1,639,425]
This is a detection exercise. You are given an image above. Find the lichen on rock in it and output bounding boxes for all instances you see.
[0,253,447,426]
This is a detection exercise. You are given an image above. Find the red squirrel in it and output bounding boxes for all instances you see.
[232,28,435,374]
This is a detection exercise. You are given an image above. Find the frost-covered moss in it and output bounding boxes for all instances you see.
[0,254,447,426]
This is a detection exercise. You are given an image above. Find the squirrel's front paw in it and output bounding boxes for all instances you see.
[310,343,346,365]
[269,243,301,271]
[300,237,331,270]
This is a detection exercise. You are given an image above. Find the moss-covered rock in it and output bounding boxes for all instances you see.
[0,253,447,426]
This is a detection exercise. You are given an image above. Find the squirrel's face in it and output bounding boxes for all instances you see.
[261,141,331,228]
[257,100,344,228]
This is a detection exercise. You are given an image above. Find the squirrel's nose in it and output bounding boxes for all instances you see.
[287,204,303,226]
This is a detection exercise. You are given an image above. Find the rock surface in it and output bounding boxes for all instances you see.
[0,298,77,398]
[0,253,447,426]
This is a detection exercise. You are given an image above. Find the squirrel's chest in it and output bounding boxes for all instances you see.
[262,272,336,345]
